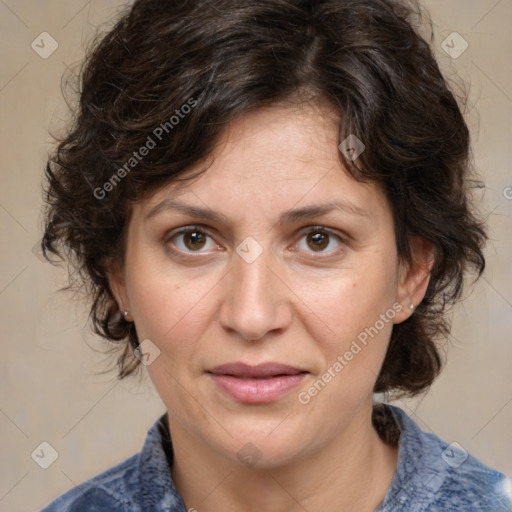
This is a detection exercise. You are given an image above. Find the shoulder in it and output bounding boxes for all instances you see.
[377,404,512,512]
[431,457,512,511]
[40,455,140,511]
[420,431,512,512]
[40,414,187,512]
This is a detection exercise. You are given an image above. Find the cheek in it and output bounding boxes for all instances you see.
[124,254,221,351]
[292,269,399,413]
[296,275,397,420]
[293,267,398,348]
[127,267,216,403]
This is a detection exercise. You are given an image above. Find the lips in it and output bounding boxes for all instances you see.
[208,362,306,379]
[207,362,308,404]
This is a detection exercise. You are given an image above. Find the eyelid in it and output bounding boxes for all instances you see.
[166,224,215,239]
[296,225,348,242]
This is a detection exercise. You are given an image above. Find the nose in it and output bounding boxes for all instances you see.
[218,247,293,341]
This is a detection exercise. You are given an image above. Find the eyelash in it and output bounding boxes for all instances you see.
[165,225,347,259]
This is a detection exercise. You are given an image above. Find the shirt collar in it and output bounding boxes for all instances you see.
[135,413,188,511]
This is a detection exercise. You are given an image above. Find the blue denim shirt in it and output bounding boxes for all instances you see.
[41,404,512,511]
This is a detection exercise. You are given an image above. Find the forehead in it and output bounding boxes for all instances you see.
[135,104,388,222]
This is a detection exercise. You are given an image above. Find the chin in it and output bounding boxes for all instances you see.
[213,419,313,469]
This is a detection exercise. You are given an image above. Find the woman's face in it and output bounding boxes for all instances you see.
[111,104,427,468]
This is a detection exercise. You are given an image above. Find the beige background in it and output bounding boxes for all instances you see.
[0,1,511,510]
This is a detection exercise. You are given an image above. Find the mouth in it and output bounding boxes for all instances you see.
[207,362,308,404]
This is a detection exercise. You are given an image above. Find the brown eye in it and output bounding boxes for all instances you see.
[169,226,218,253]
[294,228,345,256]
[183,230,207,251]
[306,231,330,251]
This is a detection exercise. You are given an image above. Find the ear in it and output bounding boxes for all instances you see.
[393,236,434,324]
[106,261,133,322]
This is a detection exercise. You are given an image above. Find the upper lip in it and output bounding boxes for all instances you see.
[208,362,307,378]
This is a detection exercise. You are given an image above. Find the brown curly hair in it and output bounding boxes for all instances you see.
[42,0,486,396]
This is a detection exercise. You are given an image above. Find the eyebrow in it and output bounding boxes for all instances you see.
[143,198,370,225]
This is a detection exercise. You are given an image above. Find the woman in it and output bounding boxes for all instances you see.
[40,0,511,510]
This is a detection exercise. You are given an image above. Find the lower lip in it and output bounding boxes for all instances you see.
[209,373,307,404]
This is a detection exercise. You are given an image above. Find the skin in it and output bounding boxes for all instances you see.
[109,103,432,512]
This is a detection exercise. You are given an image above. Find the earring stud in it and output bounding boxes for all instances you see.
[123,310,129,318]
[410,304,415,310]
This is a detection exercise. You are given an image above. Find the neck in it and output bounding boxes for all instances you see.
[169,400,398,512]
